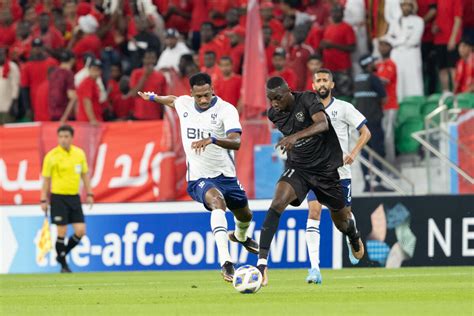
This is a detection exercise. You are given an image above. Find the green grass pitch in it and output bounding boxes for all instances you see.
[1,267,472,315]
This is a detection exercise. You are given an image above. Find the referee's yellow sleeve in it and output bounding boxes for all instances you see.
[81,151,89,174]
[41,153,52,178]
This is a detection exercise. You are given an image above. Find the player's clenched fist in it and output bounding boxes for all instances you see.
[276,135,298,153]
[191,138,213,154]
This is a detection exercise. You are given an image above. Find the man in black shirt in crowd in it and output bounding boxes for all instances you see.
[257,76,364,285]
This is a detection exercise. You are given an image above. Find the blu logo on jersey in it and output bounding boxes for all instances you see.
[187,128,211,140]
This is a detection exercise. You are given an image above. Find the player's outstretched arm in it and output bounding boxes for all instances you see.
[276,111,328,153]
[137,91,177,108]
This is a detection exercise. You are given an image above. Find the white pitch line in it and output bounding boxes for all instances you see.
[330,272,472,279]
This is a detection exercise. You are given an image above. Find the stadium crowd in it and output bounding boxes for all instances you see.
[0,0,472,134]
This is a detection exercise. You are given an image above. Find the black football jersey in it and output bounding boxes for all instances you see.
[268,91,343,172]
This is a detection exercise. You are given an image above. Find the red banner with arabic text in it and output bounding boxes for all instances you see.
[0,121,183,205]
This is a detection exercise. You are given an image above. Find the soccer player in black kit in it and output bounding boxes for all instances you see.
[256,77,365,285]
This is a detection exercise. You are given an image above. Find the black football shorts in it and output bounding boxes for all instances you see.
[278,167,345,211]
[50,194,84,225]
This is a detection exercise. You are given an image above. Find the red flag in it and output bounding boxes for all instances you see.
[242,0,268,119]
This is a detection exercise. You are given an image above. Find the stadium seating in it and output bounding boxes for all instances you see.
[421,101,439,117]
[456,93,474,109]
[401,96,426,104]
[396,101,422,126]
[427,93,442,103]
[395,118,424,154]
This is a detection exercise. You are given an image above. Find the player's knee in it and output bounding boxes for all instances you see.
[56,225,67,237]
[75,226,86,237]
[308,202,322,220]
[208,194,226,210]
[270,198,289,213]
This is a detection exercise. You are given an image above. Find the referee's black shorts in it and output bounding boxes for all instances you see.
[279,167,345,211]
[50,194,84,225]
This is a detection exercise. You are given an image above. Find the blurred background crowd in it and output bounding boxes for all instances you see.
[0,0,472,128]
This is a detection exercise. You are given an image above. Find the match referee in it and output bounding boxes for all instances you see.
[40,125,93,273]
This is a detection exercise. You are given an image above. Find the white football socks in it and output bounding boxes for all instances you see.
[306,219,320,271]
[211,209,232,266]
[234,217,250,242]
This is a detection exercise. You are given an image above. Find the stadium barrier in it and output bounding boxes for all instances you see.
[345,195,474,268]
[0,200,339,274]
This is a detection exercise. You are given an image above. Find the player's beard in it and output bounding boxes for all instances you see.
[317,87,330,99]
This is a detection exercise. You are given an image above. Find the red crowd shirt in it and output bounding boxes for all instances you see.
[108,80,133,119]
[376,59,399,110]
[265,43,277,73]
[76,76,103,122]
[305,24,324,50]
[417,0,436,43]
[0,24,16,47]
[305,71,314,91]
[32,26,65,50]
[72,34,102,70]
[304,0,331,27]
[230,43,245,74]
[34,80,50,121]
[206,0,232,28]
[20,57,59,121]
[10,37,32,62]
[156,0,192,33]
[267,19,284,44]
[130,68,167,120]
[48,67,75,120]
[214,74,242,107]
[269,67,298,90]
[198,35,231,68]
[201,65,222,83]
[434,0,463,45]
[463,0,474,28]
[322,22,355,71]
[190,0,208,32]
[0,2,23,21]
[455,53,474,93]
[288,44,314,91]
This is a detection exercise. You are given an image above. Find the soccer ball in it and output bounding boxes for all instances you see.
[232,265,263,294]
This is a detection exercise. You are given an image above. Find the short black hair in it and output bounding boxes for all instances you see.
[144,49,157,56]
[111,61,122,69]
[189,72,212,87]
[308,53,322,62]
[460,36,474,46]
[58,49,75,62]
[283,0,300,9]
[315,68,333,81]
[266,76,288,89]
[57,124,74,136]
[180,54,194,64]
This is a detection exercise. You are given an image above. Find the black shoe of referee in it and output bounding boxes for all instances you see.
[227,231,259,254]
[57,255,72,273]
